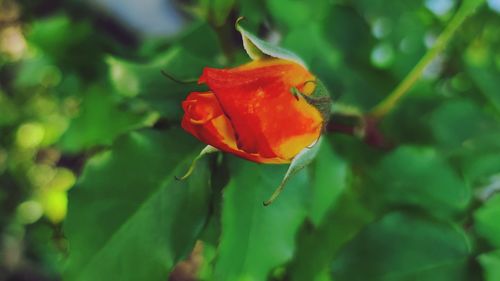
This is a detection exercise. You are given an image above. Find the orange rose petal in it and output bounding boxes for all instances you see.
[199,59,323,160]
[181,91,289,164]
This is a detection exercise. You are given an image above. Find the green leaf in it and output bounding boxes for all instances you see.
[474,194,500,248]
[213,158,309,281]
[369,146,471,215]
[430,99,499,149]
[462,153,500,185]
[282,22,342,68]
[236,18,306,66]
[467,65,500,114]
[308,141,349,225]
[0,92,18,126]
[107,23,222,119]
[461,0,487,14]
[289,190,374,281]
[332,212,471,281]
[59,85,151,152]
[429,99,500,184]
[266,0,330,28]
[63,129,211,281]
[108,46,207,91]
[479,250,500,281]
[211,0,236,26]
[176,22,223,61]
[27,15,106,79]
[107,47,212,119]
[317,5,393,110]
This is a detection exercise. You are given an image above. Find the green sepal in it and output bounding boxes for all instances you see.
[291,79,333,128]
[264,138,322,206]
[176,145,219,181]
[235,17,306,67]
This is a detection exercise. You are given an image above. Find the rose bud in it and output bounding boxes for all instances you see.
[181,58,325,164]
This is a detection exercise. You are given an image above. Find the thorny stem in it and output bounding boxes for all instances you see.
[369,0,484,119]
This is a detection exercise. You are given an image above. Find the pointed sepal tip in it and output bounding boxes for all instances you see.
[263,138,322,206]
[176,145,218,181]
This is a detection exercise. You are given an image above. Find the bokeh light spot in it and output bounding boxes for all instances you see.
[487,0,500,13]
[17,200,44,224]
[372,18,392,39]
[50,168,76,192]
[28,164,56,188]
[425,0,455,16]
[16,122,45,148]
[39,191,68,224]
[371,43,395,68]
[39,65,62,88]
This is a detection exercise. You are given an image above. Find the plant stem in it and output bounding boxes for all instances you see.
[369,0,485,119]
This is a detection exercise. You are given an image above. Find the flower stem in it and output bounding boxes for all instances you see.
[369,0,485,119]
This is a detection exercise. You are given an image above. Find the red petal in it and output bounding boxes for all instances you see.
[199,59,323,160]
[181,91,290,164]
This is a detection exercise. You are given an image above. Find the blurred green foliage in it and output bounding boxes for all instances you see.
[1,0,500,280]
